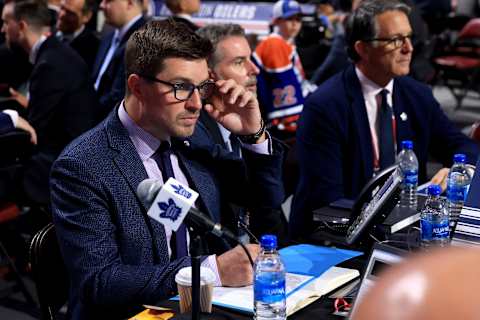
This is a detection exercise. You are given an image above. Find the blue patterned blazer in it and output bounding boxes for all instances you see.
[50,108,285,319]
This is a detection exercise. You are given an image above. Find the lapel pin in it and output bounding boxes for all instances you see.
[183,140,190,147]
[400,112,408,121]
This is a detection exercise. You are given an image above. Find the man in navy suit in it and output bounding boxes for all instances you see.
[290,0,479,239]
[51,20,285,319]
[56,0,99,69]
[1,0,98,205]
[92,0,146,120]
[196,23,288,245]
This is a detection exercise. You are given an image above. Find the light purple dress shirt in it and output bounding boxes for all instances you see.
[118,102,270,286]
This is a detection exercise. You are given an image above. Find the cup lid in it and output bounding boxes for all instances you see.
[175,266,216,286]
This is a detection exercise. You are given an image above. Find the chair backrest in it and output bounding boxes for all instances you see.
[459,18,480,39]
[30,223,69,320]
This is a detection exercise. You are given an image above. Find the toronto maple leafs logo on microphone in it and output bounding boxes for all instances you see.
[158,198,182,221]
[172,183,192,199]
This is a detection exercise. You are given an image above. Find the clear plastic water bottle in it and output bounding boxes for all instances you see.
[420,184,450,248]
[446,153,472,227]
[254,235,286,320]
[397,140,419,209]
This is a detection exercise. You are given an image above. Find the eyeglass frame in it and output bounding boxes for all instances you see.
[139,74,216,102]
[364,33,413,49]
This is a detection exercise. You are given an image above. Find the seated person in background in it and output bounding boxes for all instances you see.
[165,0,200,31]
[56,0,99,69]
[93,0,146,120]
[0,110,36,144]
[290,0,479,239]
[352,246,480,320]
[253,0,316,140]
[195,23,288,245]
[1,0,98,205]
[50,20,285,320]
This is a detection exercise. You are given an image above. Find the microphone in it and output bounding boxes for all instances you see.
[137,178,237,243]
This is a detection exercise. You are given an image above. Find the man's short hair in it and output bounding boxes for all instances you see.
[82,0,96,15]
[196,24,245,68]
[125,19,213,90]
[345,0,411,62]
[13,0,51,32]
[165,0,181,14]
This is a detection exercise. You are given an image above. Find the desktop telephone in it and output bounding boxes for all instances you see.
[313,165,403,246]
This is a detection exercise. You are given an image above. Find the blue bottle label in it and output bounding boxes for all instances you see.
[254,274,286,303]
[432,221,449,239]
[403,169,418,186]
[447,185,467,202]
[421,218,449,240]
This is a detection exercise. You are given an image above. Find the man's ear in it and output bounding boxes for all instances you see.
[18,19,28,33]
[127,74,143,100]
[81,11,93,25]
[354,40,369,60]
[208,68,217,81]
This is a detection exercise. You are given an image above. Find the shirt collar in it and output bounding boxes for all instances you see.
[176,13,192,21]
[56,25,85,43]
[29,34,48,64]
[355,66,394,97]
[117,14,142,43]
[118,101,170,161]
[216,122,231,144]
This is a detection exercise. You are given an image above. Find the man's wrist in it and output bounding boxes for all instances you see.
[238,118,266,144]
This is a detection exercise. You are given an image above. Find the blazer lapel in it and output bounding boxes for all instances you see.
[92,31,114,78]
[392,80,414,149]
[173,139,219,223]
[344,66,374,180]
[104,109,167,261]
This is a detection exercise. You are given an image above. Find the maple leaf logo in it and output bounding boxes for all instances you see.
[158,198,182,221]
[172,184,192,199]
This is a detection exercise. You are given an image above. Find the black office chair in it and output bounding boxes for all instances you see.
[29,223,69,320]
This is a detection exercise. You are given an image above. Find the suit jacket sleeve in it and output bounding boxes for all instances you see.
[0,112,14,134]
[51,156,193,307]
[291,97,345,237]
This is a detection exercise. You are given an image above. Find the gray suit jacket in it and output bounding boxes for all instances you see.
[50,108,285,319]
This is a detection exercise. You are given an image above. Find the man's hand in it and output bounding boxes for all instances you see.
[16,115,37,145]
[9,87,28,109]
[216,244,260,287]
[204,79,265,143]
[430,168,450,192]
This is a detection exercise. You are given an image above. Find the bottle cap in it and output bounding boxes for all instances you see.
[453,153,466,163]
[260,234,277,250]
[427,184,441,196]
[401,140,413,150]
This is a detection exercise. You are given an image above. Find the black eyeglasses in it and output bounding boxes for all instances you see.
[365,34,413,49]
[140,75,216,102]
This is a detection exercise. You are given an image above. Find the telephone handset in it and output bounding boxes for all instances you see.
[345,165,403,244]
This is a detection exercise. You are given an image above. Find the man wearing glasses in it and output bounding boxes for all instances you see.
[290,0,479,239]
[50,20,285,319]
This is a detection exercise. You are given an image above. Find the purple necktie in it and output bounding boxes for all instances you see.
[154,142,188,259]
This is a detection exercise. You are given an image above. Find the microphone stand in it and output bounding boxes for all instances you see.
[190,230,202,320]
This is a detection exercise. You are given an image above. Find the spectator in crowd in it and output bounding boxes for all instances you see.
[50,20,285,319]
[56,0,99,69]
[253,0,316,140]
[92,0,146,120]
[165,0,200,31]
[196,23,288,245]
[290,0,479,239]
[1,0,98,205]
